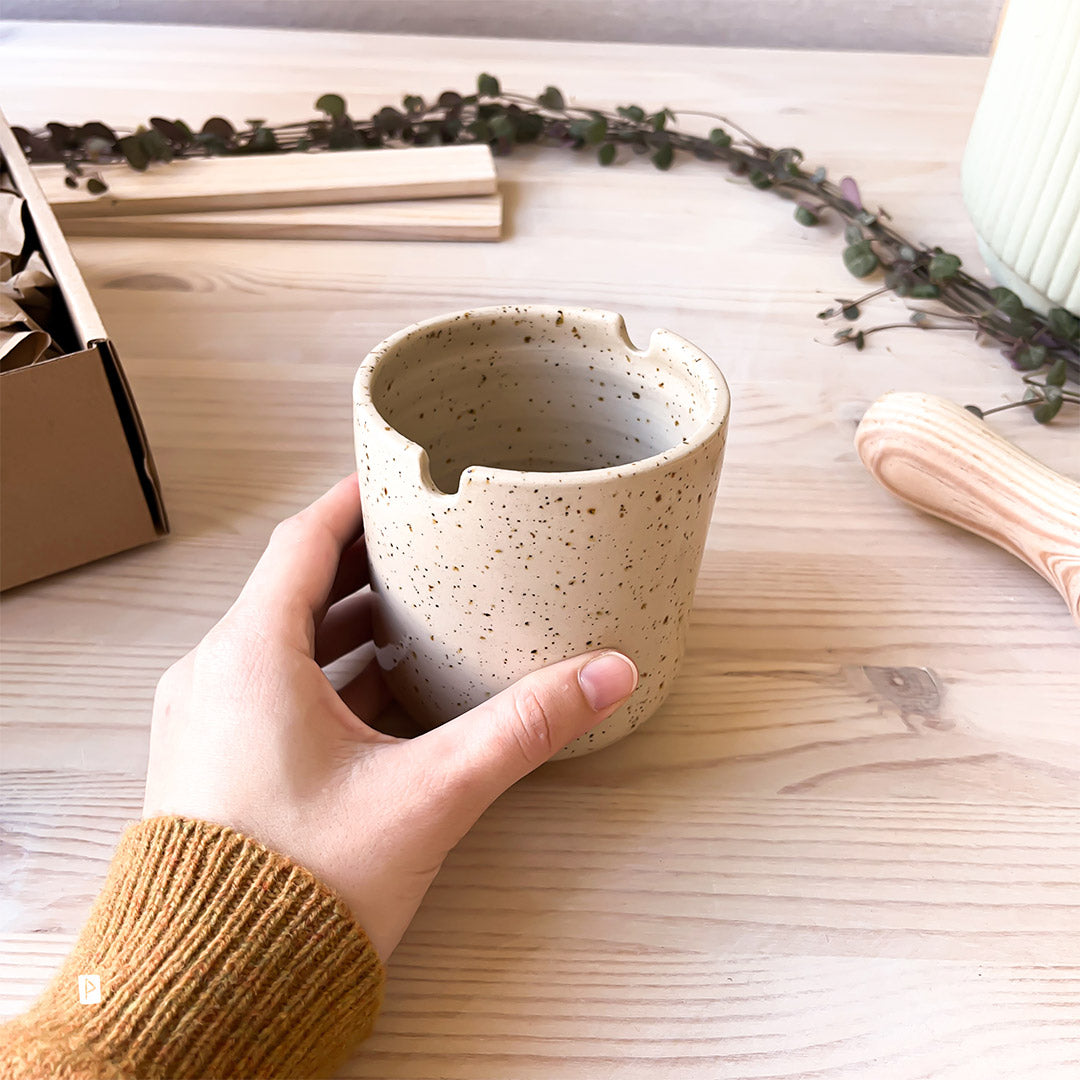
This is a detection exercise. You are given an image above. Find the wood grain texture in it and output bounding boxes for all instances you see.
[1,0,1007,56]
[856,392,1080,623]
[36,144,498,217]
[56,194,503,242]
[1,20,1079,1080]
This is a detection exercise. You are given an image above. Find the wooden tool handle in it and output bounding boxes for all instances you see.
[855,391,1080,624]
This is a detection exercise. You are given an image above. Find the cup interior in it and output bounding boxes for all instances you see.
[369,309,720,494]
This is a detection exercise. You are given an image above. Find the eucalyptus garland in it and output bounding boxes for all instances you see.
[14,73,1078,424]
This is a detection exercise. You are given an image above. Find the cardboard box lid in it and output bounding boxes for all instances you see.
[0,110,169,589]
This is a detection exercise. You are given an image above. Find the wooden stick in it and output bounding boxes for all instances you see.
[58,193,502,242]
[37,145,497,218]
[855,391,1080,624]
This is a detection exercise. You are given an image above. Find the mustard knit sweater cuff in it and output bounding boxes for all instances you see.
[0,816,385,1080]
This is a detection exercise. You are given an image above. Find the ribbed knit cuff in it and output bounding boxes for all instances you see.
[1,817,384,1079]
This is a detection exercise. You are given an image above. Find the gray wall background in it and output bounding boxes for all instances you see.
[4,0,1005,55]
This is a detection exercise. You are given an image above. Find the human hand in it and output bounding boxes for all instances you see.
[142,475,638,961]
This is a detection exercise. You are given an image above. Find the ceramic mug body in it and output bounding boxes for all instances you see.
[354,305,729,756]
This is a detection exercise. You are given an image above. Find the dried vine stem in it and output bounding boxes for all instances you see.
[13,73,1079,423]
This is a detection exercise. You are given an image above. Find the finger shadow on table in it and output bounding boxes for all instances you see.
[322,643,428,739]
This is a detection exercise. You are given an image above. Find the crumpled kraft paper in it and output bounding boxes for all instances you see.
[0,165,62,370]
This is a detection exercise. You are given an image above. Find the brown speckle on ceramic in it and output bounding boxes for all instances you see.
[354,305,729,757]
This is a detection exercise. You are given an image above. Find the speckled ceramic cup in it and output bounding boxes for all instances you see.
[353,305,729,756]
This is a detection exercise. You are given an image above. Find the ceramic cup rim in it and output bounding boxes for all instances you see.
[354,303,731,492]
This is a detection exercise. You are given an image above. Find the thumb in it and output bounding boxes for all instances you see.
[415,650,638,806]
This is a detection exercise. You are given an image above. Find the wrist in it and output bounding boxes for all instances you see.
[3,817,384,1079]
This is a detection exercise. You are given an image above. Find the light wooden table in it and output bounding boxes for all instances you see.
[2,20,1079,1080]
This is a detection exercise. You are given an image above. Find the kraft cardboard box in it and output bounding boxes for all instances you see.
[0,111,168,591]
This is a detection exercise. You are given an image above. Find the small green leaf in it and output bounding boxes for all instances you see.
[194,132,228,155]
[843,241,879,279]
[149,117,185,146]
[811,165,826,183]
[1015,344,1048,370]
[403,94,424,113]
[46,121,73,150]
[246,126,279,153]
[834,328,853,340]
[928,252,962,282]
[468,119,492,143]
[964,404,984,418]
[78,120,117,145]
[117,134,149,171]
[1046,356,1068,386]
[773,148,802,177]
[63,174,78,189]
[489,113,515,141]
[140,128,173,162]
[1048,307,1080,341]
[315,93,346,119]
[86,177,107,195]
[567,118,590,142]
[907,282,941,299]
[899,245,917,262]
[748,169,772,189]
[514,112,544,142]
[1023,387,1040,403]
[649,109,672,131]
[584,115,607,145]
[854,331,866,351]
[842,303,859,320]
[201,117,236,142]
[597,143,616,166]
[794,205,819,226]
[844,223,863,246]
[709,128,732,148]
[1034,388,1064,423]
[538,86,565,110]
[328,120,360,150]
[651,143,674,170]
[617,105,645,122]
[374,106,405,135]
[817,307,836,319]
[477,73,500,97]
[990,286,1024,318]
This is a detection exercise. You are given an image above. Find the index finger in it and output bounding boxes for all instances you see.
[238,473,364,634]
